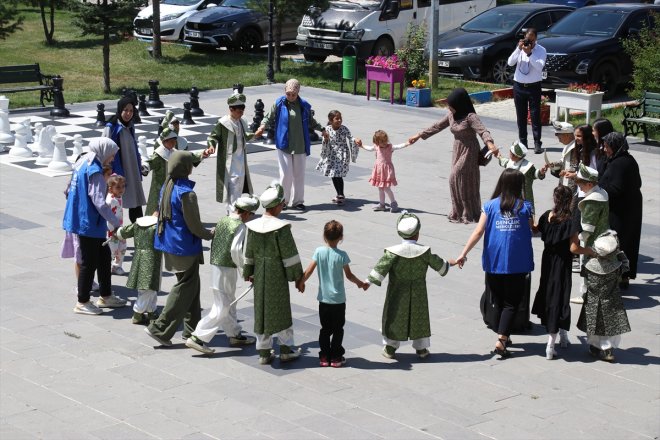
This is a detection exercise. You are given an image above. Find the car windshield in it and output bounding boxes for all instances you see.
[221,0,247,8]
[162,0,202,5]
[547,10,626,37]
[461,9,527,34]
[329,1,380,11]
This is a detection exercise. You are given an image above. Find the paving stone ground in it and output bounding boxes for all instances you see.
[1,85,659,440]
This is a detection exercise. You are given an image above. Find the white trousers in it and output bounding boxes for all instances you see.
[382,335,430,350]
[277,150,306,206]
[588,335,621,350]
[192,265,242,343]
[133,289,157,314]
[255,327,295,350]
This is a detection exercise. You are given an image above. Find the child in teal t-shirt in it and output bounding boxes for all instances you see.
[302,220,367,368]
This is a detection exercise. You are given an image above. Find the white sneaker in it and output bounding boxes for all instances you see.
[569,296,584,305]
[280,347,302,362]
[73,301,103,315]
[546,344,557,360]
[96,294,128,308]
[185,337,215,355]
[111,266,126,276]
[144,327,172,347]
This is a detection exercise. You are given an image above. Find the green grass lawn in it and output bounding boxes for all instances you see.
[1,6,504,109]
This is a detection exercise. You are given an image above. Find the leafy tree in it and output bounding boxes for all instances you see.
[396,23,428,87]
[26,0,67,45]
[69,0,143,93]
[249,0,328,72]
[0,0,24,40]
[622,12,660,99]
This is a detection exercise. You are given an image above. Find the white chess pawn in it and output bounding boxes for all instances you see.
[22,118,33,144]
[48,134,72,172]
[0,95,14,148]
[28,122,43,152]
[72,134,84,158]
[8,123,32,158]
[35,125,56,166]
[137,135,148,159]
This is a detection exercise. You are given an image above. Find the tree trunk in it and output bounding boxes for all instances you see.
[39,0,53,45]
[275,21,282,72]
[103,23,111,94]
[152,0,162,59]
[48,0,55,44]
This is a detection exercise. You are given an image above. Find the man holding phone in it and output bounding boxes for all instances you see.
[508,28,547,154]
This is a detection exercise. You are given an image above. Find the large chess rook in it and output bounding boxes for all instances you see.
[49,76,70,118]
[48,134,72,171]
[0,96,15,148]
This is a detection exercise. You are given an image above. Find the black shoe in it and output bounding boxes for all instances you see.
[619,278,630,290]
[534,146,543,154]
[293,203,306,211]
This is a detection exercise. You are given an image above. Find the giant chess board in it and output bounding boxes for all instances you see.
[0,106,277,177]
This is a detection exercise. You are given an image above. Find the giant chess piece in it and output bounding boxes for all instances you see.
[232,83,244,94]
[309,109,320,143]
[28,122,43,153]
[181,102,195,125]
[50,76,71,118]
[147,80,164,108]
[8,121,32,158]
[189,87,204,117]
[137,135,149,159]
[48,134,72,172]
[138,94,150,117]
[35,125,57,166]
[0,95,15,149]
[72,134,84,158]
[250,99,265,134]
[95,103,107,127]
[22,118,33,144]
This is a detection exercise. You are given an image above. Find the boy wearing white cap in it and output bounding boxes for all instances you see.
[207,91,255,214]
[243,183,304,364]
[186,194,260,354]
[155,110,188,151]
[575,231,631,362]
[496,141,546,215]
[366,213,457,359]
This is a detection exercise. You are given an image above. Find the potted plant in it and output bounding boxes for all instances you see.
[528,94,551,125]
[365,54,407,104]
[555,82,605,125]
[407,79,432,107]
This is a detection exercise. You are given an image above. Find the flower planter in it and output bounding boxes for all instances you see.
[365,65,406,105]
[555,89,605,125]
[528,104,551,126]
[406,88,431,107]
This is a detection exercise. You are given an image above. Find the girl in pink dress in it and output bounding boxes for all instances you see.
[357,130,410,212]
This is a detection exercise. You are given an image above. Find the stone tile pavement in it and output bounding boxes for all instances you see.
[1,85,659,439]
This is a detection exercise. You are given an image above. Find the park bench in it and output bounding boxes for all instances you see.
[0,64,58,107]
[623,91,660,143]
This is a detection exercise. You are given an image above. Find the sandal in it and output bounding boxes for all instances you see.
[492,337,511,358]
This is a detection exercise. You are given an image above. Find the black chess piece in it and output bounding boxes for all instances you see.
[309,109,320,142]
[50,76,70,118]
[138,94,150,117]
[265,126,275,145]
[232,83,244,94]
[250,99,264,133]
[147,79,164,108]
[95,103,107,127]
[181,102,195,125]
[189,87,204,117]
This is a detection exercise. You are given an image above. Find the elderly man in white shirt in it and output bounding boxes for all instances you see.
[508,28,547,154]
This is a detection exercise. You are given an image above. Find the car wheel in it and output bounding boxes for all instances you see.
[372,37,394,57]
[590,62,619,99]
[491,57,513,85]
[237,28,262,52]
[303,54,327,63]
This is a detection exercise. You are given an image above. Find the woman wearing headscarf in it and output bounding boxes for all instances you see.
[408,88,498,223]
[145,151,214,347]
[103,96,147,223]
[63,137,128,315]
[598,132,642,289]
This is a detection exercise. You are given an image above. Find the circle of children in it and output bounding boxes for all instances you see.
[62,79,633,368]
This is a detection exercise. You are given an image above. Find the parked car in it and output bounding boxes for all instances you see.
[296,0,493,62]
[539,4,660,96]
[436,3,574,84]
[183,0,298,51]
[530,0,644,9]
[133,0,219,42]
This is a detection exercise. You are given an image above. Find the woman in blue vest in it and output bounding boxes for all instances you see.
[103,96,146,223]
[145,151,214,347]
[63,137,128,315]
[455,169,534,358]
[254,79,328,211]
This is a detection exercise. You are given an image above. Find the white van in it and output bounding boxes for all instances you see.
[296,0,495,62]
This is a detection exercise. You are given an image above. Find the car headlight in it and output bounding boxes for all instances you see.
[457,45,490,56]
[575,59,591,75]
[161,12,184,21]
[298,26,309,36]
[213,21,235,30]
[343,29,364,40]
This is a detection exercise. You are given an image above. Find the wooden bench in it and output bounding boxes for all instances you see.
[0,64,56,107]
[623,91,660,143]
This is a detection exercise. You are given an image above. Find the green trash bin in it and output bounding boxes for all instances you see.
[342,55,356,80]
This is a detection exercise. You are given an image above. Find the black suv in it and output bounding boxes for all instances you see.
[183,0,298,51]
[540,4,659,96]
[436,3,574,84]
